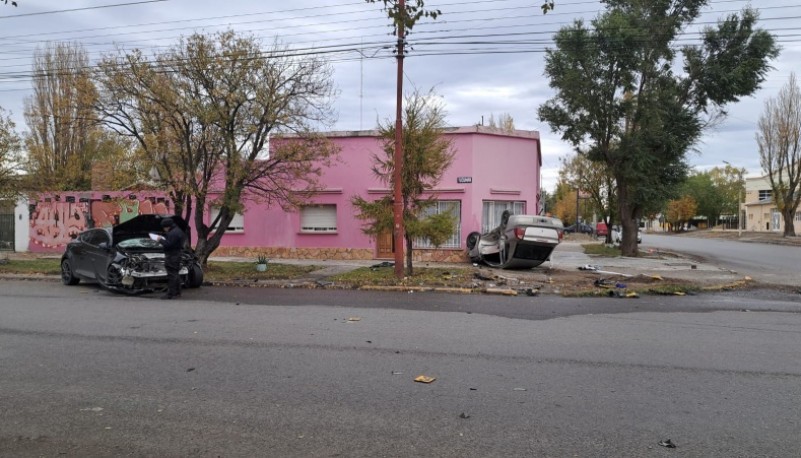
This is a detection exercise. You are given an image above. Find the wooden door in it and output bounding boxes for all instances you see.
[376,230,394,259]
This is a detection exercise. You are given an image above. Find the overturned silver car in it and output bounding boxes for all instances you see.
[466,212,563,269]
[60,215,203,294]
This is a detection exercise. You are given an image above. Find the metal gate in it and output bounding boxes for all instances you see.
[0,211,14,251]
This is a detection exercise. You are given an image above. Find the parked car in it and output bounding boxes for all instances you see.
[564,222,594,234]
[466,211,563,269]
[60,214,203,294]
[595,222,609,237]
[611,225,642,244]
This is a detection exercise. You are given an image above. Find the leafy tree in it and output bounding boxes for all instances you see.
[538,1,778,256]
[757,72,801,237]
[95,31,338,264]
[351,88,456,275]
[709,164,746,224]
[0,108,21,199]
[365,0,440,34]
[665,196,698,232]
[553,187,578,225]
[558,153,617,242]
[681,171,723,228]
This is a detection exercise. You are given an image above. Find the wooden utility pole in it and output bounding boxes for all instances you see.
[392,0,405,278]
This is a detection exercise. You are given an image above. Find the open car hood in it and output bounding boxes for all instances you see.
[112,214,189,245]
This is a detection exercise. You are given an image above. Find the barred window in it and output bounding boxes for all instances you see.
[482,201,525,233]
[414,201,461,249]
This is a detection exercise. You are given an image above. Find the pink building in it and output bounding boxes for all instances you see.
[17,127,543,262]
[212,126,543,262]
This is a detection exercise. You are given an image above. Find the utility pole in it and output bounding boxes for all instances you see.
[392,0,406,278]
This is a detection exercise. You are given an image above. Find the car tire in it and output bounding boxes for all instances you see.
[61,259,80,285]
[107,264,123,286]
[187,263,204,288]
[466,232,481,251]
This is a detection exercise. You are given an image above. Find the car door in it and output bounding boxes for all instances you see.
[70,231,95,278]
[87,230,112,283]
[76,229,110,281]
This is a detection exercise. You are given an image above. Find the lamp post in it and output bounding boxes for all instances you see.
[738,186,743,237]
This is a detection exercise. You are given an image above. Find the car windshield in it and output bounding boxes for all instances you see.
[117,237,163,249]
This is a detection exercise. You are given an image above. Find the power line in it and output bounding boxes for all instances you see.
[0,0,169,20]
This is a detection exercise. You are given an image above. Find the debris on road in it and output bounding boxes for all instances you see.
[658,439,677,448]
[414,375,436,384]
[347,317,361,322]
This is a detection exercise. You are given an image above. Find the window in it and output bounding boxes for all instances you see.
[300,205,337,233]
[84,229,110,246]
[415,200,461,249]
[482,201,525,233]
[210,207,245,233]
[758,189,772,201]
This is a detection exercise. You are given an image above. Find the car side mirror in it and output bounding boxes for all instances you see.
[98,242,111,251]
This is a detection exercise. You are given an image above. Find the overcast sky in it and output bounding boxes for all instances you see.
[1,0,799,192]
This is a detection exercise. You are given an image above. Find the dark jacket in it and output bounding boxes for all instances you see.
[160,226,185,254]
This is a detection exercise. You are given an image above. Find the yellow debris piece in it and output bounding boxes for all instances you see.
[414,375,436,384]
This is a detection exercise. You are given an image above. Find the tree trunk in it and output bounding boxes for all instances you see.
[782,208,797,237]
[616,180,639,257]
[405,236,413,277]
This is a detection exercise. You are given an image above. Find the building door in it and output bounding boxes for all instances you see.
[376,230,394,259]
[772,211,781,232]
[0,202,14,251]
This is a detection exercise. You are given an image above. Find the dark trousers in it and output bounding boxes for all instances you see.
[165,253,181,297]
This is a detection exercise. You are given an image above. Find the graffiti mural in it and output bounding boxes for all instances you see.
[29,201,90,249]
[29,193,171,251]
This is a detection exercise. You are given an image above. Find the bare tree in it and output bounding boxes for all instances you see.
[757,72,801,237]
[486,112,516,133]
[95,31,339,263]
[23,42,100,191]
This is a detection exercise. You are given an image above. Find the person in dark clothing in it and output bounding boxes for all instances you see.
[158,217,185,299]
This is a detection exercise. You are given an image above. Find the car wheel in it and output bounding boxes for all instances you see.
[61,259,79,285]
[107,264,123,286]
[466,232,481,250]
[187,263,204,288]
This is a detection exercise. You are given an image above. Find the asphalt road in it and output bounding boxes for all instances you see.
[642,233,801,286]
[2,280,801,457]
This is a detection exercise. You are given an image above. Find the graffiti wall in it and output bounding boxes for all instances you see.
[29,192,171,252]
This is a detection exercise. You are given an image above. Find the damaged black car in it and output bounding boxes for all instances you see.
[60,215,203,294]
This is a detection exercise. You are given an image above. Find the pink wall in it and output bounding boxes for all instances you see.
[217,127,542,256]
[25,127,542,257]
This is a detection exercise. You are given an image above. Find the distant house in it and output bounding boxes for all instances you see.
[743,175,801,232]
[14,126,545,262]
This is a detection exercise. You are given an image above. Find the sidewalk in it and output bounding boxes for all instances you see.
[202,240,746,294]
[0,239,748,295]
